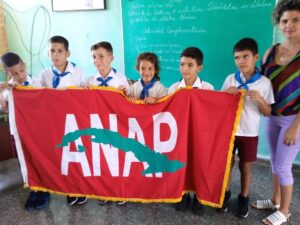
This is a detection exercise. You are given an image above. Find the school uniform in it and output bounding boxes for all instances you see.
[222,71,274,162]
[2,75,41,102]
[40,62,85,88]
[129,79,167,99]
[87,68,129,90]
[170,76,214,214]
[39,62,86,207]
[0,74,48,211]
[168,77,214,94]
[222,71,274,137]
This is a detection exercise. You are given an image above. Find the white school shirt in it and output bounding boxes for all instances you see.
[2,75,41,101]
[129,79,168,99]
[39,62,86,88]
[222,73,275,137]
[168,77,214,94]
[86,68,129,90]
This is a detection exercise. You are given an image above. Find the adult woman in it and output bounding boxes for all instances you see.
[252,0,300,225]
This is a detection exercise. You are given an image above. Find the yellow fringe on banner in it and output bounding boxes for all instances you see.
[215,90,245,208]
[24,184,184,203]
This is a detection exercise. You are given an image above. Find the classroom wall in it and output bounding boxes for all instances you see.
[1,0,299,164]
[2,0,125,77]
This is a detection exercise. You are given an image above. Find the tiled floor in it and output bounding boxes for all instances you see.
[0,159,299,225]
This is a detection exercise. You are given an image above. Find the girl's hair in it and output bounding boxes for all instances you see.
[273,0,300,24]
[136,52,160,79]
[1,52,24,68]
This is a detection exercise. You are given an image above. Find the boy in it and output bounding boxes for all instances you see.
[87,41,129,93]
[87,41,129,206]
[221,38,274,218]
[40,35,86,88]
[168,47,214,215]
[39,35,87,206]
[168,47,214,94]
[0,52,47,211]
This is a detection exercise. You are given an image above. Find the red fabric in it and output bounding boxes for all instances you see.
[12,88,241,205]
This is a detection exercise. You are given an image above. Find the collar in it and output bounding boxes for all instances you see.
[23,75,33,85]
[52,62,75,74]
[178,77,202,88]
[96,68,116,79]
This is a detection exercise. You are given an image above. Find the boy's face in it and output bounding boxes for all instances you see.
[92,47,114,72]
[48,42,70,69]
[138,60,156,84]
[5,63,27,84]
[234,50,258,76]
[180,57,202,82]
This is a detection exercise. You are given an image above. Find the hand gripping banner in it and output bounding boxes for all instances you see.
[9,88,243,207]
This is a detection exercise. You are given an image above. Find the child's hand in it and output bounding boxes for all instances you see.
[0,82,10,91]
[246,90,263,103]
[144,97,156,104]
[0,82,14,92]
[225,86,239,95]
[128,96,137,102]
[118,85,128,92]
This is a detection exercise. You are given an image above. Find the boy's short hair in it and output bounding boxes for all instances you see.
[136,52,160,79]
[233,38,258,55]
[1,52,24,68]
[91,41,113,54]
[181,47,203,66]
[273,0,300,24]
[49,35,69,51]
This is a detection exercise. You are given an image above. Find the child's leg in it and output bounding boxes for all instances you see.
[235,136,257,218]
[236,136,258,197]
[239,161,252,197]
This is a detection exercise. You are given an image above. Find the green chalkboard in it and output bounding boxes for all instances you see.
[122,0,275,89]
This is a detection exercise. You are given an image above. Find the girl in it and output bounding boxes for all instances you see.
[128,52,167,104]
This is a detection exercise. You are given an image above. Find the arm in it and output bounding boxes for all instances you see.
[246,90,271,116]
[0,92,8,113]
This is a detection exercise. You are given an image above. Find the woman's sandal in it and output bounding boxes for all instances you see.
[262,211,291,225]
[252,199,280,210]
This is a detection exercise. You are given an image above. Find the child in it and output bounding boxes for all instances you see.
[168,47,214,94]
[128,52,167,104]
[39,35,87,206]
[86,41,129,93]
[0,52,48,212]
[87,41,129,206]
[40,35,86,88]
[169,47,214,215]
[220,38,274,218]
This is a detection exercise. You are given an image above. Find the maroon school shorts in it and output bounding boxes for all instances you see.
[233,136,258,162]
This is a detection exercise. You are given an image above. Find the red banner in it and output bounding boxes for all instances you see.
[10,88,242,207]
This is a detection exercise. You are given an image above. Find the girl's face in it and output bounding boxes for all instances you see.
[138,60,156,84]
[5,63,27,84]
[279,10,300,40]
